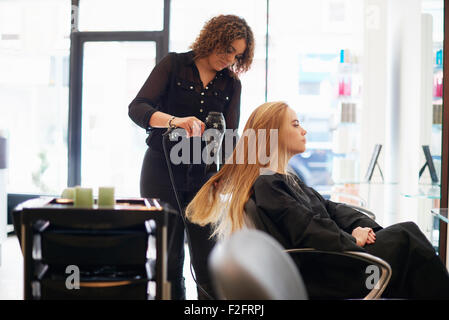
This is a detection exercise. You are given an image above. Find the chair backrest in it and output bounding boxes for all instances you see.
[208,229,308,300]
[244,197,291,248]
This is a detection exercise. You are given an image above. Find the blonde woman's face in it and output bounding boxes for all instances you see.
[208,38,246,72]
[283,107,307,155]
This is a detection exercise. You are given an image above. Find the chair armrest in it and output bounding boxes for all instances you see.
[285,248,391,300]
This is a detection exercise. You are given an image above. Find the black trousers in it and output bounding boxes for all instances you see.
[364,221,449,299]
[140,148,217,300]
[298,222,449,299]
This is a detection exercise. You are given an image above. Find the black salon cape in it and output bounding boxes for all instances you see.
[250,173,449,299]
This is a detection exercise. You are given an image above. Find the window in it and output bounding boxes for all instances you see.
[268,0,364,188]
[80,42,156,196]
[78,0,164,32]
[0,0,71,194]
[67,1,168,196]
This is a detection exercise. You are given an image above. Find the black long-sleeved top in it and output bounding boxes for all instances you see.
[251,173,383,253]
[128,51,242,154]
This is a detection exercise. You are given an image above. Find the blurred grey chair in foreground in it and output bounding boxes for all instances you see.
[209,229,308,300]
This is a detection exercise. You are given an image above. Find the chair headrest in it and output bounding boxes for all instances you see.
[209,229,308,300]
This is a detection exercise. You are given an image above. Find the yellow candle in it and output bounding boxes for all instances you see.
[74,187,93,208]
[98,186,115,208]
[61,187,75,200]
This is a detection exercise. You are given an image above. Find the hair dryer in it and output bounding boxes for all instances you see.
[204,111,226,172]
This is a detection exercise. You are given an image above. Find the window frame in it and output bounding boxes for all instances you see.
[439,0,449,264]
[67,0,170,187]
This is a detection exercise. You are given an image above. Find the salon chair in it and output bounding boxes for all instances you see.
[208,198,392,300]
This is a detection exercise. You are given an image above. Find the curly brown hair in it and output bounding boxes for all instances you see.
[190,14,254,76]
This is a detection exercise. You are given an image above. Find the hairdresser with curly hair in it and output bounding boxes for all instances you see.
[128,15,254,300]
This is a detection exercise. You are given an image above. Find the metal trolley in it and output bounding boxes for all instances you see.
[13,197,172,300]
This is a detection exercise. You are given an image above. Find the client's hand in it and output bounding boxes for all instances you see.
[352,227,376,247]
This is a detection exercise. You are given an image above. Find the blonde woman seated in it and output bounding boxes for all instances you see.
[186,101,449,299]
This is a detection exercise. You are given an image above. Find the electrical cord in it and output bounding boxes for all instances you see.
[162,128,214,300]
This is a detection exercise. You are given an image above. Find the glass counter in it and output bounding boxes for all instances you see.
[402,184,440,200]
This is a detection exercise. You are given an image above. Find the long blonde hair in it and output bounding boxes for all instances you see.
[186,101,292,239]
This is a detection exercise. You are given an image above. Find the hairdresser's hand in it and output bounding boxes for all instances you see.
[172,116,205,138]
[352,227,376,247]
